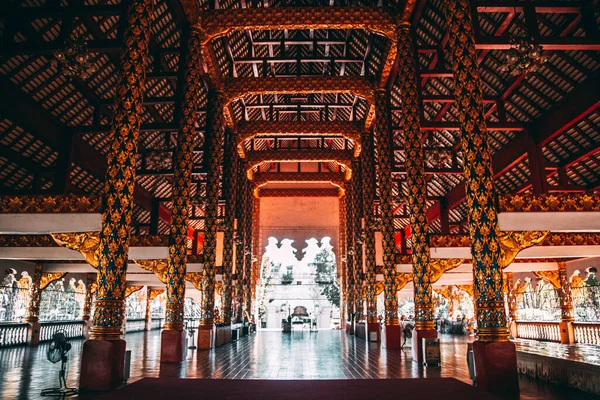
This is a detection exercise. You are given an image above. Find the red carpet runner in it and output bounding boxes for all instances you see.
[96,377,500,399]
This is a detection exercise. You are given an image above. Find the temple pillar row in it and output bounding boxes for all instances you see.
[444,0,518,394]
[558,262,575,344]
[80,0,154,390]
[243,180,255,320]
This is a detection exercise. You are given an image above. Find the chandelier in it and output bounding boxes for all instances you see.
[500,35,548,76]
[53,36,96,79]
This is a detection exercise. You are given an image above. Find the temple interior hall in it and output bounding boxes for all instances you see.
[0,0,599,399]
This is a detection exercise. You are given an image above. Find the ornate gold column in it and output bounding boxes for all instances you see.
[251,197,260,304]
[558,262,574,323]
[24,264,43,325]
[200,90,226,334]
[82,273,95,322]
[144,286,152,331]
[361,133,378,339]
[345,174,356,332]
[221,130,239,325]
[88,0,153,346]
[243,182,255,318]
[505,272,517,321]
[397,25,436,340]
[164,28,203,334]
[375,89,399,335]
[339,196,347,325]
[445,0,508,344]
[352,159,364,323]
[234,163,247,323]
[444,0,517,393]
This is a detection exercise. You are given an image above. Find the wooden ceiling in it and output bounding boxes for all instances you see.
[1,0,598,236]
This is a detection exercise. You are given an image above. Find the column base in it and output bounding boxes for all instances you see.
[384,325,401,349]
[198,325,214,350]
[26,321,41,345]
[559,321,574,345]
[509,320,518,339]
[472,340,519,396]
[79,339,126,392]
[411,329,437,364]
[346,320,354,335]
[215,326,232,347]
[82,320,92,340]
[367,322,380,342]
[160,329,186,363]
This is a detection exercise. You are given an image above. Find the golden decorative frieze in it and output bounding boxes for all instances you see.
[499,193,600,212]
[429,258,464,283]
[533,270,561,289]
[252,171,346,197]
[498,231,549,268]
[51,232,101,268]
[134,259,168,283]
[456,284,474,297]
[245,149,353,181]
[542,232,600,246]
[236,120,363,158]
[429,234,471,248]
[124,285,144,298]
[0,195,101,213]
[40,272,67,290]
[130,235,169,247]
[258,188,341,197]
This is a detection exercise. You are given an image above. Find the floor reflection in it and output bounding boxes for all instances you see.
[0,330,596,399]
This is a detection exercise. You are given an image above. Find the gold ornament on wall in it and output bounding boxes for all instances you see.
[498,231,549,268]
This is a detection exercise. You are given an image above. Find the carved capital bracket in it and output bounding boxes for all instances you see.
[124,285,144,298]
[40,272,67,290]
[498,231,550,268]
[51,232,101,268]
[533,270,561,289]
[429,258,464,283]
[134,259,168,284]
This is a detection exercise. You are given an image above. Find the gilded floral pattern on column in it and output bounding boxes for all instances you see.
[397,26,434,330]
[352,159,364,321]
[361,133,377,323]
[221,131,239,324]
[444,0,508,341]
[24,264,43,323]
[200,91,226,327]
[234,163,247,322]
[375,90,398,325]
[165,29,203,331]
[91,0,153,340]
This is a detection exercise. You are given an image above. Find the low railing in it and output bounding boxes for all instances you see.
[125,318,146,333]
[0,323,29,347]
[150,318,164,330]
[515,321,561,342]
[39,320,85,342]
[573,322,600,345]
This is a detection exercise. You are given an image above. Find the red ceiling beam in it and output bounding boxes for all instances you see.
[428,72,600,221]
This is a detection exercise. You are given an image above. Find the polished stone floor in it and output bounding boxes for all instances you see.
[0,330,597,399]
